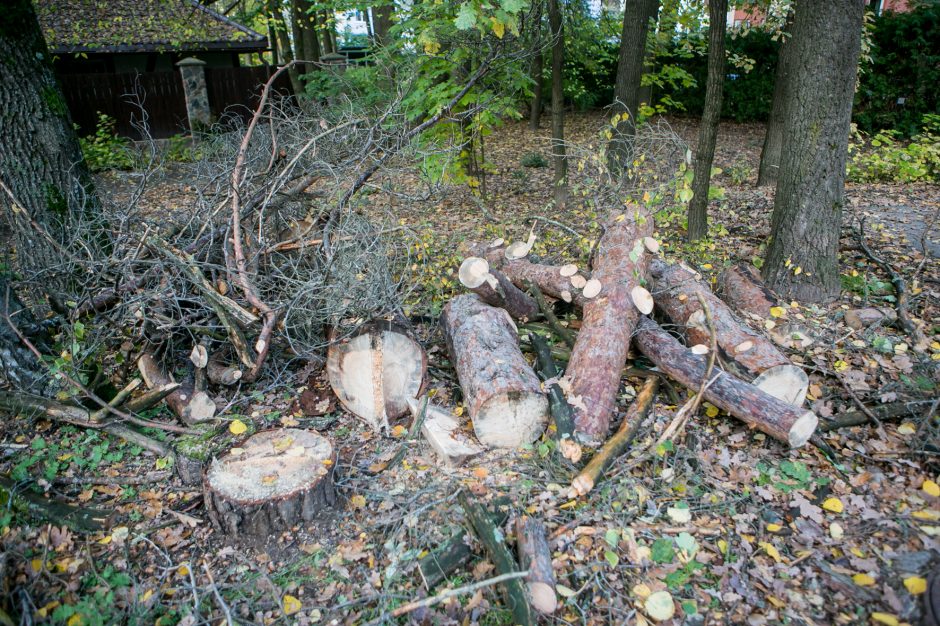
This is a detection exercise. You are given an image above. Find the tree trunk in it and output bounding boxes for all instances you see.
[479,244,592,307]
[686,0,727,241]
[761,0,864,302]
[548,0,567,206]
[441,295,548,448]
[372,3,394,46]
[296,0,321,73]
[757,12,794,187]
[528,0,544,131]
[608,0,660,176]
[0,275,44,392]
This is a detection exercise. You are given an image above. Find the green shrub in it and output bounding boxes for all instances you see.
[164,134,200,163]
[848,114,940,183]
[520,152,548,168]
[79,113,134,172]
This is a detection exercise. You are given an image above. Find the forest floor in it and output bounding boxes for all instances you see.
[2,111,939,626]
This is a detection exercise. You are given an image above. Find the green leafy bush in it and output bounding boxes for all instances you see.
[79,113,134,172]
[848,114,940,183]
[520,152,548,168]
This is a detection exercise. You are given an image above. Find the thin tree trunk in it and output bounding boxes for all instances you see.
[548,0,567,206]
[608,0,660,176]
[528,0,544,131]
[372,3,394,46]
[687,0,727,241]
[762,0,864,302]
[757,12,795,187]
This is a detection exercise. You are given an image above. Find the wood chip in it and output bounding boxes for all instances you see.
[582,279,602,299]
[559,264,578,277]
[630,285,654,314]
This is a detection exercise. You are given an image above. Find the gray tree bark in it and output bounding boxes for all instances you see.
[757,12,795,187]
[548,0,567,206]
[687,0,727,241]
[762,0,864,302]
[528,0,544,131]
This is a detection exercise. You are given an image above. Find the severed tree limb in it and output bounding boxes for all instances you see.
[526,282,575,347]
[88,378,141,422]
[818,399,936,432]
[515,516,557,614]
[529,332,574,441]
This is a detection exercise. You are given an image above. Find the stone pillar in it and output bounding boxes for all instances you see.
[176,57,211,131]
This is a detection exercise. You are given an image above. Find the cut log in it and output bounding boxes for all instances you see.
[562,207,653,443]
[204,428,335,537]
[207,350,243,386]
[529,332,574,441]
[650,258,808,406]
[480,245,590,307]
[442,295,548,448]
[458,257,539,320]
[420,401,484,467]
[634,317,818,447]
[716,262,779,319]
[515,516,557,614]
[137,353,211,424]
[326,321,427,435]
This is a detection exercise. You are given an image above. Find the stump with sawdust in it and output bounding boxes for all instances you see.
[205,429,336,537]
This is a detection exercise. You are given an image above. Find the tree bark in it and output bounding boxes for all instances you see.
[458,257,539,320]
[686,0,727,241]
[372,2,394,46]
[0,275,44,392]
[548,0,567,206]
[479,244,591,307]
[515,516,556,614]
[716,262,779,319]
[441,295,548,448]
[761,0,864,302]
[757,12,794,187]
[564,208,653,443]
[528,0,544,131]
[608,0,660,176]
[296,0,321,73]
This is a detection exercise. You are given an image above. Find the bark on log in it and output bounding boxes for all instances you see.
[204,429,335,537]
[651,259,807,406]
[716,262,779,319]
[326,321,427,435]
[442,295,548,448]
[529,332,574,441]
[481,244,590,307]
[458,257,539,320]
[207,351,243,386]
[634,317,818,447]
[138,353,216,424]
[563,208,653,443]
[515,516,557,614]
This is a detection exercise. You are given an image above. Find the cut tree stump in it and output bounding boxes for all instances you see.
[442,295,548,448]
[326,321,427,434]
[458,257,539,320]
[650,259,808,406]
[715,262,779,319]
[634,317,818,447]
[205,429,335,537]
[562,208,653,443]
[515,516,557,614]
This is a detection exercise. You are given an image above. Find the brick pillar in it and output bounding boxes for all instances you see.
[176,57,211,131]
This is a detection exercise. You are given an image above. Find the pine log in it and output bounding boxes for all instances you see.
[634,317,818,447]
[529,332,575,441]
[716,262,779,319]
[326,320,427,435]
[650,258,808,406]
[457,491,535,626]
[515,516,557,614]
[441,295,548,448]
[570,377,658,497]
[458,257,539,320]
[206,350,243,386]
[204,429,335,537]
[563,208,653,443]
[481,244,590,307]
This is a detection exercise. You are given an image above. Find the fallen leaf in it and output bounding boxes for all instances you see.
[852,573,876,586]
[922,479,939,497]
[870,612,899,626]
[822,497,844,513]
[903,576,927,594]
[229,419,247,435]
[282,594,302,616]
[758,541,782,563]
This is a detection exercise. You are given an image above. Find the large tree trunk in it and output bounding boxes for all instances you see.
[0,275,44,392]
[757,11,794,187]
[296,0,321,72]
[761,0,864,302]
[686,0,727,241]
[372,2,395,46]
[608,0,660,176]
[548,0,567,206]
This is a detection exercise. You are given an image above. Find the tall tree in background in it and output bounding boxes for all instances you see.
[762,0,865,302]
[757,10,794,186]
[293,0,321,75]
[686,0,727,241]
[608,0,660,176]
[528,0,544,131]
[372,2,395,45]
[548,0,567,205]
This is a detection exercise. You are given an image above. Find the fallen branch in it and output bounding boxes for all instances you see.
[817,399,936,432]
[526,281,575,347]
[529,332,574,441]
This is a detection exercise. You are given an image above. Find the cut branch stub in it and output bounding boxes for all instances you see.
[442,295,548,448]
[204,429,335,537]
[458,257,539,320]
[137,353,215,424]
[326,321,427,434]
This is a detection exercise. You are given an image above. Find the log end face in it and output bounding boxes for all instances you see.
[788,411,819,448]
[474,392,548,448]
[753,364,809,407]
[528,581,558,614]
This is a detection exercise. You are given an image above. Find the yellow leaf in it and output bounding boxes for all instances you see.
[898,423,916,435]
[391,425,407,438]
[177,564,190,577]
[903,576,927,594]
[794,266,802,275]
[758,542,782,563]
[852,573,876,586]
[705,404,719,418]
[37,601,60,618]
[912,509,940,521]
[31,558,43,573]
[767,595,785,608]
[822,497,844,513]
[229,419,247,435]
[766,523,782,533]
[833,360,849,372]
[717,539,728,555]
[870,612,899,626]
[453,406,464,417]
[141,589,154,602]
[922,479,940,497]
[67,615,85,626]
[491,18,505,39]
[349,494,366,509]
[769,306,785,318]
[282,594,302,616]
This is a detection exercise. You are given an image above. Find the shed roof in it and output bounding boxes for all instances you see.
[35,0,269,54]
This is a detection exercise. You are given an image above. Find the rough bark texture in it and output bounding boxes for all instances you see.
[205,429,336,537]
[295,0,321,76]
[608,0,660,175]
[686,0,727,241]
[548,0,567,206]
[634,317,818,447]
[515,516,557,614]
[565,208,653,443]
[462,265,539,321]
[0,275,43,392]
[528,0,544,132]
[716,262,779,319]
[482,245,591,307]
[757,11,794,187]
[530,332,575,440]
[441,295,547,448]
[372,2,394,45]
[761,0,865,302]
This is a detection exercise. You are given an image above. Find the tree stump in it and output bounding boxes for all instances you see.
[205,429,336,537]
[326,321,427,434]
[442,295,548,448]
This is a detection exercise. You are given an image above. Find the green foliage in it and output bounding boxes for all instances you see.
[79,113,133,172]
[847,114,940,183]
[520,151,548,168]
[164,134,200,163]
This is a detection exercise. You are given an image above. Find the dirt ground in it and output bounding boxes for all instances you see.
[2,112,938,626]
